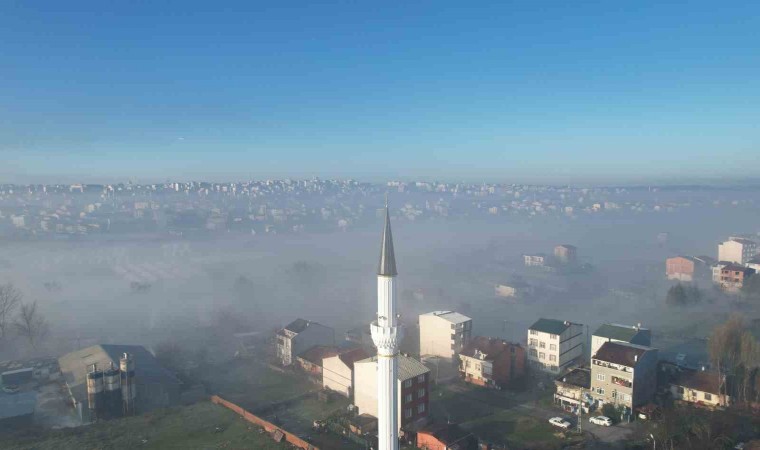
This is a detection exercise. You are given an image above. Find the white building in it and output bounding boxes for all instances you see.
[523,254,546,267]
[419,311,472,360]
[590,323,651,359]
[322,347,369,397]
[275,319,335,366]
[527,318,584,374]
[353,354,430,433]
[718,238,757,265]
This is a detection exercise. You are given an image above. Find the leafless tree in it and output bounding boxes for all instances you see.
[14,301,49,349]
[0,283,22,340]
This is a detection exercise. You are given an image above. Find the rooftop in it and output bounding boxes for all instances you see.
[284,318,310,333]
[722,264,754,273]
[0,391,36,420]
[296,345,338,365]
[337,348,370,369]
[593,323,646,342]
[529,318,573,335]
[555,367,591,389]
[671,369,721,395]
[418,423,474,446]
[422,311,472,324]
[356,355,430,381]
[593,341,654,367]
[461,337,521,361]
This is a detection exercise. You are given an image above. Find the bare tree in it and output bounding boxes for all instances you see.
[14,301,49,349]
[0,283,22,340]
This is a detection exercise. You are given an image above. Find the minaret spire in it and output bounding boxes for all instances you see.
[378,200,397,276]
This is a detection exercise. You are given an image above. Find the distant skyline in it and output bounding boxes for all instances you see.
[2,2,760,184]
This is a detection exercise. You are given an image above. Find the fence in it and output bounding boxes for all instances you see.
[210,395,318,450]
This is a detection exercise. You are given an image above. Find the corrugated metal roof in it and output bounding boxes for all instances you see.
[355,355,430,381]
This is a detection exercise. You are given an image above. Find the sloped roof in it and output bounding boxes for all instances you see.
[593,323,644,342]
[461,336,521,361]
[555,367,591,389]
[593,342,654,367]
[418,423,475,447]
[338,348,370,369]
[356,355,430,381]
[296,345,338,365]
[58,344,179,404]
[284,318,310,333]
[529,318,571,335]
[671,369,721,395]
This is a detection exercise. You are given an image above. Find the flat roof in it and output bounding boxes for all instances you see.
[0,391,36,420]
[593,323,646,342]
[529,318,572,335]
[421,311,471,324]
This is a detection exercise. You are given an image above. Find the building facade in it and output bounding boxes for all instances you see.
[276,319,335,366]
[718,238,757,265]
[719,264,755,293]
[554,245,577,265]
[590,342,658,410]
[590,323,651,359]
[523,254,546,267]
[419,311,472,360]
[321,347,370,397]
[295,345,338,377]
[666,256,695,281]
[554,367,591,413]
[459,337,525,388]
[527,318,584,374]
[353,355,430,433]
[669,369,729,408]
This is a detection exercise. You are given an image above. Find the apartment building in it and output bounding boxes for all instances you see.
[523,254,546,267]
[527,318,584,374]
[275,318,335,366]
[554,244,577,265]
[419,311,472,359]
[458,337,525,388]
[665,256,695,281]
[321,347,370,397]
[719,264,755,293]
[590,342,658,410]
[353,355,430,432]
[591,323,651,359]
[718,238,757,265]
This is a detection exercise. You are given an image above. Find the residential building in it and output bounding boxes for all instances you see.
[666,256,696,281]
[295,345,338,377]
[58,344,181,422]
[669,368,729,408]
[712,261,731,284]
[591,323,651,359]
[527,318,584,374]
[554,367,591,413]
[353,355,430,432]
[458,337,526,388]
[523,254,546,267]
[718,238,757,264]
[419,311,472,360]
[554,244,577,265]
[494,281,532,298]
[416,423,478,450]
[746,256,760,273]
[590,342,658,410]
[275,318,335,366]
[718,264,755,293]
[322,347,370,397]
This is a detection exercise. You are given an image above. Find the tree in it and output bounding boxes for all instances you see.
[14,301,49,349]
[0,283,22,340]
[666,283,702,306]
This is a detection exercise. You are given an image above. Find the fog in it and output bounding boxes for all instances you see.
[2,191,759,363]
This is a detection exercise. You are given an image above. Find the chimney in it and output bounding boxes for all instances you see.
[634,355,638,362]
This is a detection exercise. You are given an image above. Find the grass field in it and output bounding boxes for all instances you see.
[0,401,290,450]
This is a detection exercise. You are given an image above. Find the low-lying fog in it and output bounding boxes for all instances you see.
[1,202,759,361]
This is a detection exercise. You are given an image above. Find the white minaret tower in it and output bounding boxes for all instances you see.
[370,201,402,450]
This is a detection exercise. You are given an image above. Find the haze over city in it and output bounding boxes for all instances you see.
[1,2,759,450]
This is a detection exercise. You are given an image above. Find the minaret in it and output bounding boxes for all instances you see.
[371,200,402,450]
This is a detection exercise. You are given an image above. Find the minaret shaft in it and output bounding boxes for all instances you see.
[370,207,401,450]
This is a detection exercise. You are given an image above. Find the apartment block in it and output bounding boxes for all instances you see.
[419,311,472,359]
[590,342,658,410]
[527,318,584,374]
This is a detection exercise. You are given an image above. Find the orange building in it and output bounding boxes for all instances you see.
[416,423,477,450]
[666,256,696,281]
[719,264,755,293]
[459,337,525,388]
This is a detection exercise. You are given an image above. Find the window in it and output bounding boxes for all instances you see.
[550,365,558,371]
[539,352,545,360]
[549,355,556,362]
[529,338,537,346]
[530,349,537,357]
[418,388,425,398]
[550,344,557,351]
[417,403,426,413]
[611,391,616,399]
[704,393,712,401]
[550,334,558,340]
[539,342,545,349]
[404,379,412,388]
[404,408,412,419]
[597,388,605,395]
[529,329,537,335]
[405,393,412,403]
[624,394,631,402]
[596,373,605,381]
[417,374,425,383]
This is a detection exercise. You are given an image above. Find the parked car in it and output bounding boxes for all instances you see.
[549,417,571,429]
[2,385,20,394]
[590,416,613,426]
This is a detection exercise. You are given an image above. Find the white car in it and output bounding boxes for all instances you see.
[589,416,613,426]
[548,417,571,429]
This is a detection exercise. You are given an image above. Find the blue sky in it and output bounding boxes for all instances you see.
[2,1,759,183]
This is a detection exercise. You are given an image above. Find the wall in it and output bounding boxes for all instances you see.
[292,324,335,365]
[210,395,318,450]
[322,356,351,397]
